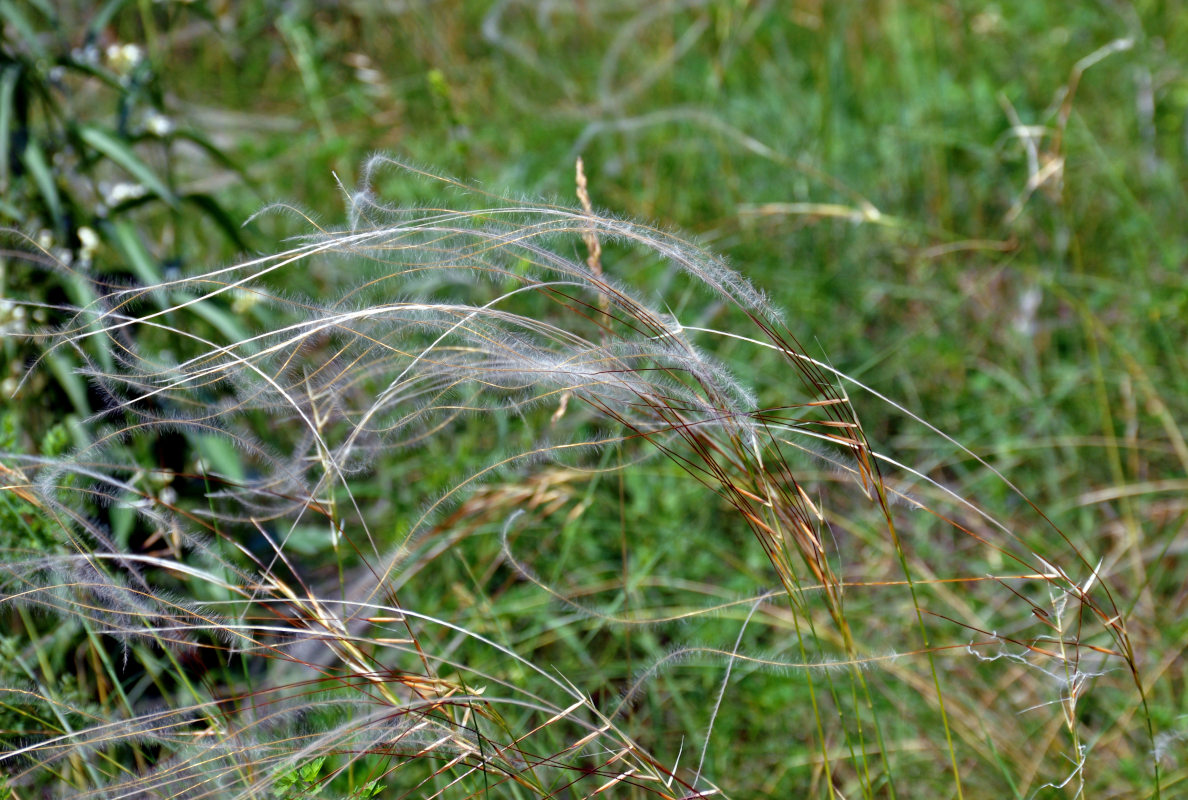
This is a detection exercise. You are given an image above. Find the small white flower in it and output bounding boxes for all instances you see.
[107,43,144,75]
[0,299,20,334]
[105,182,148,205]
[145,111,174,137]
[78,226,100,261]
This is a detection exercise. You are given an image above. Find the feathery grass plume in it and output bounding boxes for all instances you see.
[0,160,1157,797]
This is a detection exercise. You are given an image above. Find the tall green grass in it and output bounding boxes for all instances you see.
[0,157,1161,798]
[2,1,1185,797]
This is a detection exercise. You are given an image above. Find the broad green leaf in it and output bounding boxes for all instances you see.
[109,218,163,286]
[22,0,56,22]
[112,218,251,346]
[106,219,171,324]
[178,292,252,347]
[189,433,245,484]
[61,55,124,91]
[59,271,115,374]
[353,780,383,799]
[109,495,136,547]
[85,0,133,40]
[45,351,89,416]
[0,1,48,61]
[298,756,324,783]
[77,125,179,208]
[183,192,252,251]
[172,128,248,176]
[0,196,24,223]
[21,139,63,230]
[0,65,20,191]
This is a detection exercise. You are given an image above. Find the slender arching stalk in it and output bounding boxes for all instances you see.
[0,161,1150,799]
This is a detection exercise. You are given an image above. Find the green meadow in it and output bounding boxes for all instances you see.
[1,2,1185,797]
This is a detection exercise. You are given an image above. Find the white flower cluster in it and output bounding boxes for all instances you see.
[106,43,144,76]
[103,181,149,207]
[144,110,174,137]
[0,298,25,335]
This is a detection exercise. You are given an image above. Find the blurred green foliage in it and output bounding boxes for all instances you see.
[1,1,1185,797]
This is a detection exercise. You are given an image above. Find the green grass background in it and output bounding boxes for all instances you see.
[2,1,1186,797]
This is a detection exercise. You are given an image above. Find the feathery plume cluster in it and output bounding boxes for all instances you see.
[0,159,1147,797]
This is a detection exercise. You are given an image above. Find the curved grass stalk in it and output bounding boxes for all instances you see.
[0,161,1152,797]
